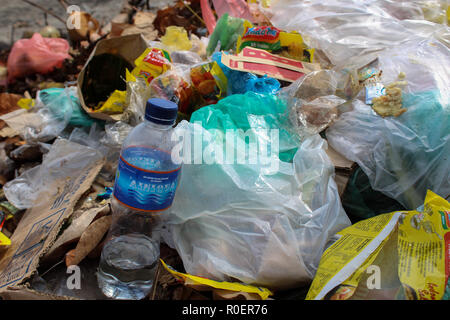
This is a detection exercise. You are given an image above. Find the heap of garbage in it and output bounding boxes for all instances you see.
[0,0,449,301]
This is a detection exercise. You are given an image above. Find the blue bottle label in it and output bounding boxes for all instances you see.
[113,146,181,212]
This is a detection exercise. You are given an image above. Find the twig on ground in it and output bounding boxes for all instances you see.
[182,1,206,26]
[58,0,69,10]
[20,0,66,24]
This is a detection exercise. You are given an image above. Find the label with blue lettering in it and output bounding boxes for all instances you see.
[365,82,385,105]
[113,146,181,212]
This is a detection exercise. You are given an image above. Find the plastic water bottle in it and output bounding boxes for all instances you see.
[97,98,181,300]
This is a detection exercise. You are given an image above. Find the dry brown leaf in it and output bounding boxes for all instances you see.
[65,215,112,267]
[133,11,156,28]
[0,93,22,116]
[121,26,158,41]
[86,238,106,259]
[46,204,109,260]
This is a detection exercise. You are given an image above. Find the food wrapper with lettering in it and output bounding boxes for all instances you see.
[306,190,450,300]
[236,21,315,63]
[131,47,172,85]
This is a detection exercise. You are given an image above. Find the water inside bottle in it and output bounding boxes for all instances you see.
[97,234,159,300]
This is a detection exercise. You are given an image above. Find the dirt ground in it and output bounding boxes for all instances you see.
[0,0,174,50]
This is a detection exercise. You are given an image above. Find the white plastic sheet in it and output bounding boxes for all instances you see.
[164,121,351,290]
[4,138,104,209]
[326,38,450,209]
[269,0,449,67]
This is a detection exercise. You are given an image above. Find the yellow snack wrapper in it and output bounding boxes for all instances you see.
[306,190,450,300]
[160,259,273,300]
[126,68,137,83]
[17,98,35,110]
[236,21,314,62]
[0,232,11,246]
[131,48,172,85]
[95,90,127,114]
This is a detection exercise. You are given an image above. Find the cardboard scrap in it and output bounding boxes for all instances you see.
[43,204,109,262]
[77,34,150,122]
[0,139,105,299]
[0,109,40,137]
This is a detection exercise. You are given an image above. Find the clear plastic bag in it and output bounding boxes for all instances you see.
[170,51,203,66]
[326,38,450,210]
[39,86,97,128]
[164,120,351,290]
[280,69,359,137]
[288,95,346,137]
[3,138,104,209]
[269,0,449,67]
[123,76,151,126]
[148,66,193,115]
[0,87,76,143]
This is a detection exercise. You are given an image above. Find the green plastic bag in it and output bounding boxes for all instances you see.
[206,13,246,56]
[341,166,405,223]
[190,92,301,162]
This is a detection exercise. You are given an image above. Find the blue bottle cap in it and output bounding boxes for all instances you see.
[145,98,178,125]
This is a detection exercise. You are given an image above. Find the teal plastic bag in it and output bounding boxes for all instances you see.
[38,87,99,127]
[190,92,301,162]
[327,89,450,210]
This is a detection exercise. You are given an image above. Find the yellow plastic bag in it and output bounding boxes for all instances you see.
[95,90,127,114]
[160,26,192,52]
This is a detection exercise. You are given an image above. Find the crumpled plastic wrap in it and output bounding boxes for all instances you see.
[280,69,358,137]
[326,38,450,210]
[170,51,204,66]
[282,69,362,102]
[288,95,346,137]
[148,66,193,114]
[3,138,105,209]
[269,0,450,67]
[164,120,351,290]
[0,87,78,143]
[123,77,152,125]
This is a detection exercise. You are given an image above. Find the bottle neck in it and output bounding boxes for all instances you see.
[144,119,174,131]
